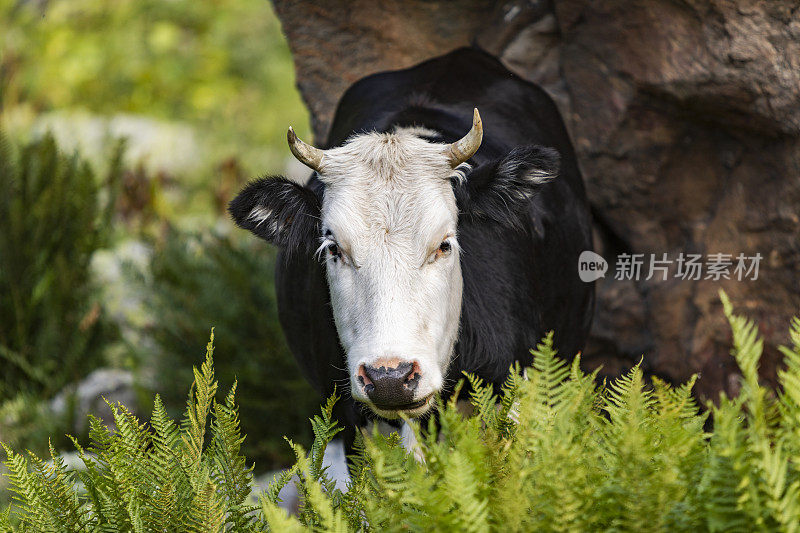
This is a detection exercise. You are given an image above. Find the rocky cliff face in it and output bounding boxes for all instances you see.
[272,0,800,399]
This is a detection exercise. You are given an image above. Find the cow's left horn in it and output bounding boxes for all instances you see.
[445,108,483,167]
[287,127,324,172]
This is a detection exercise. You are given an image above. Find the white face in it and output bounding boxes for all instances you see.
[316,129,464,418]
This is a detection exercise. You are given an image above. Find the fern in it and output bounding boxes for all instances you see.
[0,133,121,404]
[4,295,800,532]
[778,318,800,448]
[211,382,257,530]
[0,331,261,531]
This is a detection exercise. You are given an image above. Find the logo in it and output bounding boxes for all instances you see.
[578,251,608,283]
[577,251,762,283]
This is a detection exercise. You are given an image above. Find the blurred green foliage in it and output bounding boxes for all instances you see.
[0,393,65,457]
[0,0,316,473]
[0,134,120,401]
[0,0,309,174]
[143,229,319,468]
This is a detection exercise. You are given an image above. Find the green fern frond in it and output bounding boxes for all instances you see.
[308,390,343,487]
[720,290,772,439]
[286,441,347,532]
[442,450,489,533]
[700,396,754,532]
[211,381,256,529]
[0,506,12,532]
[721,290,764,386]
[652,374,702,421]
[259,493,306,532]
[262,467,296,506]
[778,317,800,448]
[3,303,800,532]
[186,477,226,533]
[495,363,523,437]
[530,331,570,408]
[2,443,39,527]
[602,359,653,429]
[462,371,497,428]
[182,330,219,490]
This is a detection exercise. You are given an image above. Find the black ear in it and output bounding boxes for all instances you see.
[454,145,559,228]
[228,177,321,253]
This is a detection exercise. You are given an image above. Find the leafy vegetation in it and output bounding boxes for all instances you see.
[1,0,315,471]
[3,294,800,532]
[143,229,319,467]
[2,332,257,531]
[0,133,120,402]
[1,0,309,174]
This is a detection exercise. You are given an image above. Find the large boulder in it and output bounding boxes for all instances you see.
[272,0,800,399]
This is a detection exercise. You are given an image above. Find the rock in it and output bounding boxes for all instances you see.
[50,368,138,434]
[91,239,153,341]
[272,0,800,399]
[272,0,496,141]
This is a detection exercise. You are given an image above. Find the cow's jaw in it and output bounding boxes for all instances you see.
[316,129,464,418]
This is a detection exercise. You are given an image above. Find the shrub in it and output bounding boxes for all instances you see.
[0,133,120,402]
[3,293,800,532]
[142,229,319,468]
[1,333,257,531]
[1,0,309,173]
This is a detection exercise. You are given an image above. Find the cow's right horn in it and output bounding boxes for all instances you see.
[287,127,324,172]
[445,108,483,167]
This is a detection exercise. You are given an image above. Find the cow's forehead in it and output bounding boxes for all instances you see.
[321,129,452,184]
[319,130,458,247]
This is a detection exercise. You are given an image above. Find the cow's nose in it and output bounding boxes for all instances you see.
[358,360,421,409]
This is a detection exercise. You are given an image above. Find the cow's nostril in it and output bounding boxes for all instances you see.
[359,360,421,409]
[363,361,413,383]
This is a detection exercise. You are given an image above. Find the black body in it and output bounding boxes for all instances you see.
[230,47,594,452]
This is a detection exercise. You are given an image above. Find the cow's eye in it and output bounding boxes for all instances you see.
[427,238,454,264]
[436,240,453,261]
[323,240,354,267]
[318,232,353,266]
[327,242,342,262]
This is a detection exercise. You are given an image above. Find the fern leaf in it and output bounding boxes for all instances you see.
[259,494,306,533]
[211,381,256,529]
[462,371,497,428]
[181,330,219,490]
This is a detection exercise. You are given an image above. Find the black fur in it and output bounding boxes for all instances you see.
[455,145,560,229]
[229,47,595,456]
[228,176,320,255]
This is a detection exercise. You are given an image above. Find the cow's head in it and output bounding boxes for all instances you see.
[230,109,559,419]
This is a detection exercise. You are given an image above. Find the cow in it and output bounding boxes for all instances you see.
[229,47,594,454]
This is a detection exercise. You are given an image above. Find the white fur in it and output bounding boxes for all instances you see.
[400,421,424,462]
[391,125,441,139]
[248,206,282,238]
[247,206,272,225]
[317,129,463,418]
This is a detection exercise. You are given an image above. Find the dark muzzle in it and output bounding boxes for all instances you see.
[360,361,421,409]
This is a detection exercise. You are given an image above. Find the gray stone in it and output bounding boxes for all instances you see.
[50,368,137,434]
